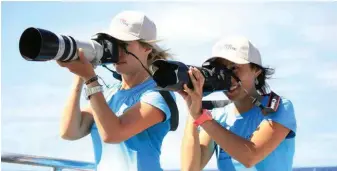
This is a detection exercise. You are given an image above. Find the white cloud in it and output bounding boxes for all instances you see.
[263,8,295,26]
[267,47,317,78]
[2,84,69,119]
[141,3,280,46]
[152,6,242,43]
[301,25,337,45]
[141,3,319,47]
[294,133,337,167]
[57,21,108,41]
[316,67,337,90]
[2,121,95,161]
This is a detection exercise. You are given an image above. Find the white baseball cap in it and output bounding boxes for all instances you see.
[206,36,262,66]
[108,11,158,43]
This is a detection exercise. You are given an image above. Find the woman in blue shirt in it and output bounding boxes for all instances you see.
[180,36,297,171]
[58,11,175,171]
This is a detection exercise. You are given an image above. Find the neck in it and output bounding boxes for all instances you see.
[120,70,150,90]
[234,90,261,114]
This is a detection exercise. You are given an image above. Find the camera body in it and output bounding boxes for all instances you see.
[150,59,239,93]
[19,27,120,65]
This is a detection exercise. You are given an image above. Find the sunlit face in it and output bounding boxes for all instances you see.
[114,40,151,75]
[213,58,261,101]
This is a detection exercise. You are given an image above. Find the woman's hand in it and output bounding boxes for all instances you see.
[57,48,96,81]
[178,67,205,119]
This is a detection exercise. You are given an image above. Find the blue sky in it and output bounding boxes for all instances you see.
[1,1,337,170]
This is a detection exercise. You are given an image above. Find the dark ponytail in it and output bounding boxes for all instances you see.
[250,63,275,95]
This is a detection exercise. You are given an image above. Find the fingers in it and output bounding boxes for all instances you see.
[177,90,188,99]
[188,68,198,90]
[195,68,205,84]
[77,48,88,64]
[192,67,205,85]
[56,60,65,67]
[183,84,193,95]
[188,67,205,93]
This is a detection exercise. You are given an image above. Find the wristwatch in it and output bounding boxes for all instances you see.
[193,109,213,127]
[84,85,103,100]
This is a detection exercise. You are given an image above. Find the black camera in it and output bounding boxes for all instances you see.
[19,27,120,65]
[150,59,240,93]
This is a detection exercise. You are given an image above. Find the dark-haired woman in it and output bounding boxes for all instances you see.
[180,36,297,171]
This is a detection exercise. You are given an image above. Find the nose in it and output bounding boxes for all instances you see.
[231,74,240,85]
[231,77,237,86]
[118,47,127,58]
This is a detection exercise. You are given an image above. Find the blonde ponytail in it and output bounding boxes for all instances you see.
[139,40,173,66]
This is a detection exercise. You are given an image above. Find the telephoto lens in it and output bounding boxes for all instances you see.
[19,27,120,65]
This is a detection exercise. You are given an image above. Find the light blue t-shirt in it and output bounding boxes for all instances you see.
[90,78,175,171]
[212,96,297,171]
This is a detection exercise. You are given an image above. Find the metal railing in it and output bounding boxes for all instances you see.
[1,153,95,171]
[3,153,337,171]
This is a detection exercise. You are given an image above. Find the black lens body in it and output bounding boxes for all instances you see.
[150,59,237,93]
[19,27,120,64]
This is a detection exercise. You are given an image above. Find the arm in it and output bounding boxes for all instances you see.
[57,49,168,143]
[199,98,296,168]
[200,119,290,168]
[59,76,94,140]
[85,81,167,143]
[181,116,215,171]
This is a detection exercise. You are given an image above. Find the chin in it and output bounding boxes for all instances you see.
[225,90,245,102]
[116,67,139,76]
[226,94,238,101]
[115,65,128,73]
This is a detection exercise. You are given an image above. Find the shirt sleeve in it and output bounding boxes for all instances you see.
[211,107,228,124]
[263,98,297,138]
[103,82,121,101]
[140,90,176,121]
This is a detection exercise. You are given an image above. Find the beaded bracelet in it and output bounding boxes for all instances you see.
[85,75,98,85]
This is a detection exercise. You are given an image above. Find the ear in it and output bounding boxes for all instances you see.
[144,46,153,54]
[141,46,152,58]
[254,68,262,78]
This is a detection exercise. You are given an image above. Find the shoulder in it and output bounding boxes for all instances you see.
[141,89,176,100]
[264,96,297,138]
[140,79,176,101]
[269,97,295,117]
[280,98,294,110]
[140,89,176,121]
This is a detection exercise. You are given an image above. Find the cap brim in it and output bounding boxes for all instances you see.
[207,52,250,65]
[100,28,140,41]
[109,30,140,41]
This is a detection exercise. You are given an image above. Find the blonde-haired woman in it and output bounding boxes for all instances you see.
[58,11,175,171]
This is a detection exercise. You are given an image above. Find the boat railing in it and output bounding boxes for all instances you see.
[1,153,95,171]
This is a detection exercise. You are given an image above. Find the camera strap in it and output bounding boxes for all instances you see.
[102,64,122,81]
[102,50,180,131]
[255,91,281,115]
[202,91,281,115]
[159,91,179,131]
